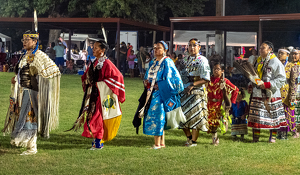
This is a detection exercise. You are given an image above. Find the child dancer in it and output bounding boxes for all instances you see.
[207,62,239,146]
[231,89,248,140]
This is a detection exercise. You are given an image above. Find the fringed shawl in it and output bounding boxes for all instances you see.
[3,50,60,138]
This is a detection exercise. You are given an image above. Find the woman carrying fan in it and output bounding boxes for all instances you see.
[247,41,286,143]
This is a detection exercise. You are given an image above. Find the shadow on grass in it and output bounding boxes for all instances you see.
[37,133,90,150]
[106,134,184,148]
[0,128,276,153]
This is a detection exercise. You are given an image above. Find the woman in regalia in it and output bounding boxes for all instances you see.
[247,41,286,143]
[142,41,184,149]
[178,38,211,147]
[278,48,299,139]
[291,49,300,129]
[69,40,125,150]
[3,30,61,155]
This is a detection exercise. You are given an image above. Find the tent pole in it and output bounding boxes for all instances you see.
[68,30,72,60]
[223,31,227,70]
[116,19,120,69]
[170,22,174,55]
[258,20,262,50]
[206,34,209,58]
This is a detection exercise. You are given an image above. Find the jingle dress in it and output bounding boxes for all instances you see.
[179,54,210,131]
[143,57,184,136]
[207,77,239,133]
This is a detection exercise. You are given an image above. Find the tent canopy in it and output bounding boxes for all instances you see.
[0,33,12,52]
[174,30,257,47]
[60,33,100,41]
[0,33,11,42]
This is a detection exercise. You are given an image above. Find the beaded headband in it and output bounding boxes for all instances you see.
[158,40,168,50]
[23,33,39,39]
[189,39,201,45]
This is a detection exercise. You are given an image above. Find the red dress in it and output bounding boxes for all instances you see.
[207,77,239,133]
[81,59,125,140]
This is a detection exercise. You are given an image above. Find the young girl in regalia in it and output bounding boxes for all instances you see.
[230,89,248,140]
[207,62,239,146]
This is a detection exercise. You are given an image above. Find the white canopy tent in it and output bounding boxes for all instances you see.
[60,33,101,51]
[0,33,12,52]
[173,30,257,47]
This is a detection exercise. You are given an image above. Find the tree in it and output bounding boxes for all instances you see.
[0,0,208,22]
[0,0,208,50]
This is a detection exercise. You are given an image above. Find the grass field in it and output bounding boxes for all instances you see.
[0,72,300,175]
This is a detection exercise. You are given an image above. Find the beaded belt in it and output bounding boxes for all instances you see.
[208,98,222,102]
[188,76,201,82]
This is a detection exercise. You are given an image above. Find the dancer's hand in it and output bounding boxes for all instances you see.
[258,83,265,89]
[143,80,149,88]
[11,77,16,84]
[184,85,194,94]
[82,82,86,92]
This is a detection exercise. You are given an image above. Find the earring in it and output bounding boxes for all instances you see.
[163,53,166,56]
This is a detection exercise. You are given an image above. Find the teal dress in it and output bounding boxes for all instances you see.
[143,57,184,136]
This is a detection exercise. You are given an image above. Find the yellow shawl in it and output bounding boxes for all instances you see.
[256,54,276,79]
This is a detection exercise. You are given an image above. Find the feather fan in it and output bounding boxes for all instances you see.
[233,61,263,86]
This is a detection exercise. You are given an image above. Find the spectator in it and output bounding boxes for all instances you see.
[175,54,184,71]
[65,59,75,74]
[128,50,136,78]
[45,42,56,61]
[106,44,113,59]
[127,43,132,59]
[136,46,146,79]
[248,48,257,65]
[171,52,177,63]
[120,41,128,76]
[1,42,5,53]
[59,37,68,54]
[72,44,80,54]
[109,44,117,65]
[145,53,151,70]
[80,50,88,71]
[53,40,66,72]
[87,41,95,64]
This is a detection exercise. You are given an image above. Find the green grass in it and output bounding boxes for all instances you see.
[1,72,300,175]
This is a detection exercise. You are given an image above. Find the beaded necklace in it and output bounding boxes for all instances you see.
[186,54,201,73]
